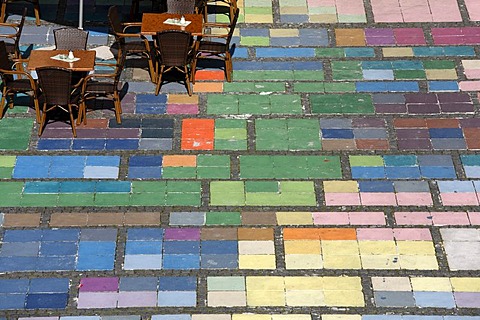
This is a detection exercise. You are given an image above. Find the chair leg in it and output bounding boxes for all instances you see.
[32,93,40,124]
[114,92,122,124]
[225,52,232,82]
[191,57,197,84]
[0,2,6,22]
[155,66,164,96]
[33,0,41,25]
[0,87,7,118]
[185,66,192,96]
[38,103,47,136]
[77,101,85,126]
[68,104,77,137]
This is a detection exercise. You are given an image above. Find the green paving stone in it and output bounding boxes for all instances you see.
[206,94,239,114]
[216,118,245,128]
[197,166,231,179]
[270,95,303,114]
[394,70,427,80]
[215,128,247,140]
[0,155,15,167]
[349,155,384,166]
[20,194,59,207]
[245,193,281,205]
[332,70,363,80]
[57,193,96,207]
[215,139,247,150]
[293,82,325,93]
[293,70,324,81]
[0,181,23,193]
[324,82,356,92]
[0,118,33,150]
[198,154,230,167]
[310,94,374,114]
[243,7,272,14]
[238,101,271,114]
[315,48,345,58]
[207,276,245,290]
[256,139,289,150]
[0,193,22,206]
[307,156,342,178]
[256,118,287,129]
[94,193,131,206]
[132,181,167,193]
[279,0,304,6]
[234,70,294,81]
[129,193,166,206]
[275,192,317,206]
[166,181,201,193]
[339,14,366,23]
[165,193,201,206]
[252,82,286,92]
[245,181,279,193]
[240,36,270,46]
[0,167,12,178]
[206,211,241,225]
[423,60,456,69]
[162,167,197,179]
[210,181,245,205]
[282,181,315,192]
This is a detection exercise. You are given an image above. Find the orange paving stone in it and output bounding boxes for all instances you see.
[356,139,389,150]
[77,118,109,128]
[283,228,320,240]
[318,228,357,240]
[181,119,215,150]
[168,94,199,104]
[192,81,224,92]
[334,28,366,46]
[425,118,460,128]
[163,155,197,167]
[194,70,226,81]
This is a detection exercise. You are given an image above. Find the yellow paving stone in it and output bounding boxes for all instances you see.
[168,94,199,104]
[207,292,247,307]
[270,29,299,37]
[285,254,323,269]
[285,290,325,306]
[284,276,324,290]
[276,212,313,225]
[323,290,364,307]
[396,241,435,255]
[323,255,361,269]
[239,255,276,269]
[450,278,480,291]
[323,276,362,290]
[425,69,458,80]
[279,6,307,14]
[246,276,284,291]
[322,315,361,320]
[309,14,338,23]
[398,255,438,270]
[371,276,412,291]
[462,60,480,69]
[284,240,321,254]
[382,48,414,57]
[322,240,359,255]
[232,315,271,320]
[358,240,397,254]
[244,14,273,23]
[272,316,311,320]
[361,255,400,269]
[247,291,286,306]
[410,277,452,291]
[323,181,358,193]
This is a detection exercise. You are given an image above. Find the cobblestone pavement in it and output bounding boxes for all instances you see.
[1,0,480,319]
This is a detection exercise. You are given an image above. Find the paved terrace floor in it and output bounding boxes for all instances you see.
[1,0,480,319]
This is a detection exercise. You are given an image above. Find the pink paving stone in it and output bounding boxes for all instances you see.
[312,212,349,225]
[307,0,333,7]
[401,2,433,22]
[324,193,361,206]
[441,192,479,206]
[464,69,480,79]
[395,193,433,206]
[336,0,365,15]
[371,0,403,22]
[460,81,480,91]
[357,228,394,240]
[348,212,386,225]
[394,212,433,225]
[429,0,462,22]
[77,292,118,308]
[431,212,470,226]
[75,129,108,139]
[393,228,432,240]
[80,277,119,292]
[431,27,462,36]
[359,192,397,206]
[117,292,157,307]
[468,212,480,225]
[465,0,480,21]
[167,104,199,114]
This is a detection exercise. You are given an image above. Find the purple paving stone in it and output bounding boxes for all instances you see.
[460,118,480,128]
[431,27,461,36]
[395,129,430,139]
[440,103,474,113]
[366,37,395,45]
[454,292,480,307]
[435,37,465,45]
[117,292,157,307]
[365,28,394,37]
[40,128,76,138]
[77,292,118,309]
[122,103,135,114]
[397,139,432,150]
[437,92,472,103]
[395,28,424,38]
[404,93,438,104]
[164,228,200,240]
[105,128,141,138]
[167,104,199,114]
[352,118,386,128]
[43,121,71,129]
[75,129,107,139]
[122,93,135,104]
[375,103,407,114]
[80,277,119,292]
[406,103,441,114]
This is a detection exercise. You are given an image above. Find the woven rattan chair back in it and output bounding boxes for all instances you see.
[0,40,14,81]
[155,30,192,66]
[36,67,73,106]
[54,27,89,50]
[167,0,195,14]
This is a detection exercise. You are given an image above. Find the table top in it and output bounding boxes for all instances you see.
[141,13,203,36]
[27,50,96,72]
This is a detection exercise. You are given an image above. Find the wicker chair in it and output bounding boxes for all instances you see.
[36,67,82,137]
[153,30,194,96]
[78,55,125,125]
[0,0,40,26]
[54,27,89,50]
[166,0,195,14]
[0,40,39,121]
[108,5,155,82]
[0,7,26,59]
[191,7,238,83]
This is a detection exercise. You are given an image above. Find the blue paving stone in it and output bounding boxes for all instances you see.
[81,228,117,241]
[163,241,200,254]
[86,156,120,166]
[374,291,415,307]
[270,37,300,47]
[0,257,37,272]
[136,105,167,114]
[15,155,51,166]
[320,118,352,129]
[241,28,269,36]
[43,228,80,241]
[29,278,69,293]
[129,155,163,166]
[472,181,480,192]
[464,167,480,178]
[127,81,156,93]
[429,128,463,138]
[201,240,238,254]
[437,180,474,192]
[351,167,385,179]
[158,276,196,291]
[353,128,388,139]
[49,166,83,178]
[78,242,116,255]
[359,181,394,192]
[163,254,200,269]
[403,316,442,320]
[126,241,163,254]
[362,61,392,69]
[417,155,452,166]
[51,156,84,167]
[128,228,164,240]
[385,167,421,179]
[119,277,158,291]
[142,128,174,138]
[39,241,78,256]
[152,315,191,320]
[363,316,403,320]
[84,166,118,178]
[169,212,205,225]
[59,181,96,193]
[413,47,445,57]
[157,291,196,307]
[385,81,419,92]
[413,291,455,308]
[3,230,43,242]
[344,48,375,57]
[0,294,26,309]
[356,82,387,92]
[420,166,456,178]
[0,242,40,256]
[363,70,394,80]
[25,293,68,309]
[372,93,405,104]
[123,254,162,270]
[321,129,354,139]
[128,167,162,179]
[431,138,466,149]
[36,256,76,271]
[394,181,430,192]
[232,47,248,58]
[201,254,238,268]
[461,155,480,166]
[443,46,476,56]
[392,61,423,70]
[102,316,140,320]
[142,118,174,128]
[71,139,106,150]
[13,166,50,179]
[95,181,131,193]
[428,81,459,92]
[255,48,315,58]
[136,94,167,104]
[0,279,29,293]
[76,254,115,270]
[105,139,139,150]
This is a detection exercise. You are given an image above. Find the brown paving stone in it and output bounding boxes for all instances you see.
[356,139,389,150]
[322,139,356,150]
[87,212,124,226]
[241,212,277,225]
[77,118,109,128]
[393,118,427,128]
[50,213,88,227]
[426,118,460,128]
[3,213,41,227]
[334,28,366,46]
[201,227,238,240]
[124,212,161,226]
[237,227,274,240]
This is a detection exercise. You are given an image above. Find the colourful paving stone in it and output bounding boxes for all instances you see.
[0,118,33,150]
[255,119,321,151]
[311,94,374,114]
[371,0,462,22]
